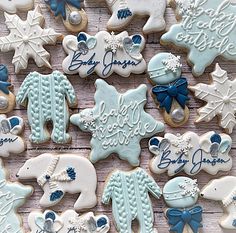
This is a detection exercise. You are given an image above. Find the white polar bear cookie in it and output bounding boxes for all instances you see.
[17,153,97,211]
[201,176,236,230]
[105,0,166,34]
[28,209,110,233]
[149,131,232,176]
[0,0,33,13]
[62,31,146,78]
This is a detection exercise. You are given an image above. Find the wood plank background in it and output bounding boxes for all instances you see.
[0,0,236,232]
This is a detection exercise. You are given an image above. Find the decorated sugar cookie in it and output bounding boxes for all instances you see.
[17,153,97,211]
[70,79,165,166]
[0,65,15,113]
[105,0,166,34]
[0,159,33,233]
[45,0,88,32]
[62,31,146,78]
[16,71,77,144]
[148,53,189,127]
[0,0,33,13]
[189,63,236,134]
[149,131,232,176]
[0,114,25,157]
[0,6,61,73]
[102,168,161,233]
[201,176,236,230]
[163,177,203,233]
[161,0,236,76]
[28,209,110,233]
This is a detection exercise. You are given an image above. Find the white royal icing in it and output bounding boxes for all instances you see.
[0,0,33,13]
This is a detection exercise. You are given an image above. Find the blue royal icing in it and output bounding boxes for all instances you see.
[117,8,132,19]
[0,65,11,95]
[50,190,64,201]
[67,167,76,180]
[233,219,236,227]
[97,217,108,228]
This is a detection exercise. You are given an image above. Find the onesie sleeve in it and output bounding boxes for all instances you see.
[102,173,115,204]
[16,74,32,105]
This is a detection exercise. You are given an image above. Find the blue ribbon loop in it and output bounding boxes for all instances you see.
[166,206,203,233]
[152,77,189,113]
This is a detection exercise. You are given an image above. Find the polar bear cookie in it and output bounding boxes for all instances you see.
[161,0,236,76]
[17,153,97,211]
[102,168,162,233]
[45,0,88,32]
[189,63,236,134]
[0,6,61,74]
[201,176,236,230]
[148,53,189,127]
[105,0,166,34]
[0,0,33,13]
[163,177,203,233]
[28,209,110,233]
[62,31,146,78]
[0,159,33,233]
[70,79,165,166]
[149,131,232,176]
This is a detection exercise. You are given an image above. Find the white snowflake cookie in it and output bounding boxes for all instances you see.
[62,31,146,78]
[189,63,236,134]
[0,0,33,13]
[0,6,61,73]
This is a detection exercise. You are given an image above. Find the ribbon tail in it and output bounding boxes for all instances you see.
[160,96,173,113]
[175,93,189,109]
[170,221,185,233]
[188,220,203,233]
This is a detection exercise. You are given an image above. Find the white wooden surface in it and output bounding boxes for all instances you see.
[0,0,236,232]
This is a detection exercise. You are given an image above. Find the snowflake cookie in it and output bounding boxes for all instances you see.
[28,209,110,233]
[105,0,166,34]
[149,131,232,176]
[17,153,97,211]
[161,0,236,76]
[0,0,33,13]
[189,64,236,134]
[70,79,165,166]
[0,6,61,74]
[62,31,146,78]
[0,159,33,233]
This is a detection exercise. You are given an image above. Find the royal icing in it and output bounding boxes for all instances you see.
[17,153,97,211]
[0,159,33,233]
[149,131,232,176]
[0,65,15,114]
[16,71,77,144]
[189,63,236,134]
[148,53,189,126]
[28,209,110,233]
[45,0,88,32]
[105,0,166,34]
[70,79,165,166]
[102,168,161,233]
[62,31,146,78]
[163,177,202,233]
[161,0,236,76]
[0,0,33,13]
[0,6,61,74]
[201,176,236,230]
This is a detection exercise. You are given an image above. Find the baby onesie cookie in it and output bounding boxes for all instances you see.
[16,71,77,144]
[0,6,61,74]
[201,176,236,230]
[0,159,33,233]
[70,79,165,166]
[0,0,33,13]
[28,209,110,233]
[0,65,15,113]
[102,168,162,233]
[163,177,203,233]
[45,0,88,32]
[17,153,97,211]
[148,53,189,127]
[62,31,146,78]
[0,114,25,157]
[161,0,236,76]
[105,0,166,34]
[189,63,236,134]
[149,131,232,176]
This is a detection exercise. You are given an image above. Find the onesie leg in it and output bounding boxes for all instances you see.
[113,207,132,233]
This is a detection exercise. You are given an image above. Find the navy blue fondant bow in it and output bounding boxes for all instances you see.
[0,81,11,94]
[166,206,203,233]
[152,77,189,113]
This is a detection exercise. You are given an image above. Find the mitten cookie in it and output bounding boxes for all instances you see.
[0,0,33,13]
